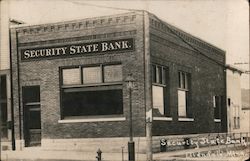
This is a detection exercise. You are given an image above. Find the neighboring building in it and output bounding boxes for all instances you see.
[225,65,244,133]
[0,0,12,151]
[9,11,226,152]
[241,88,250,133]
[0,0,23,151]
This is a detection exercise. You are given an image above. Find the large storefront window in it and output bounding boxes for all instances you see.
[0,75,8,138]
[151,64,170,117]
[60,64,123,118]
[62,89,123,117]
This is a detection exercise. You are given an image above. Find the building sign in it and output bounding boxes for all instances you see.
[20,38,134,61]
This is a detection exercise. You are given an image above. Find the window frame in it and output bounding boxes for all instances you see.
[59,63,125,121]
[61,63,123,88]
[177,71,193,121]
[213,95,222,122]
[151,64,171,119]
[233,105,240,129]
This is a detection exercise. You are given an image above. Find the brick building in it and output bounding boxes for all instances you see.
[225,65,244,133]
[1,0,23,151]
[9,11,227,152]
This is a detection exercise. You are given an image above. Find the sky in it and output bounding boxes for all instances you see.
[8,0,249,88]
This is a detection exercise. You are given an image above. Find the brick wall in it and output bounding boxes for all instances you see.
[11,12,147,143]
[148,13,227,136]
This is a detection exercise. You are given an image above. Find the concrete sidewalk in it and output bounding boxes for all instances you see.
[1,144,249,161]
[1,147,146,161]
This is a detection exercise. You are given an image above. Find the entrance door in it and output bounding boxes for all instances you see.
[22,86,41,147]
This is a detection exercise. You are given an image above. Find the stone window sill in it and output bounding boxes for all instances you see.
[153,117,173,121]
[58,117,126,123]
[214,119,221,122]
[178,118,194,122]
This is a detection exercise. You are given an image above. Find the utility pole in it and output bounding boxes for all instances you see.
[143,11,153,161]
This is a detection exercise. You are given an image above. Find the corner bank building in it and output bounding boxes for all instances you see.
[10,11,227,152]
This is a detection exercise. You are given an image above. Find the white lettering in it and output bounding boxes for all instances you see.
[101,42,108,51]
[24,50,30,59]
[122,41,130,48]
[70,46,76,54]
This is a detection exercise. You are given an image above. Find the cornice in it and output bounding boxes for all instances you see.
[151,33,225,65]
[149,16,225,55]
[15,13,137,36]
[18,30,137,47]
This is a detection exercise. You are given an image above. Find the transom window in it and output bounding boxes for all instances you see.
[62,64,123,86]
[152,64,167,85]
[62,68,81,85]
[82,66,102,84]
[178,71,188,90]
[60,64,123,118]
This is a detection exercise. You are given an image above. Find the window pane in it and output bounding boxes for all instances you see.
[83,66,102,84]
[0,102,7,138]
[157,66,162,84]
[178,72,182,88]
[152,65,156,83]
[62,68,80,85]
[62,89,123,117]
[152,85,164,115]
[23,86,40,103]
[0,75,8,138]
[104,65,122,82]
[213,96,216,108]
[178,90,186,117]
[182,72,186,89]
[0,75,7,99]
[214,96,220,119]
[185,73,188,89]
[162,68,166,85]
[29,110,41,129]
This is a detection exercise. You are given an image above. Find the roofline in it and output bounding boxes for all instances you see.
[10,11,141,29]
[9,18,25,25]
[147,11,225,54]
[225,64,245,74]
[9,10,225,55]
